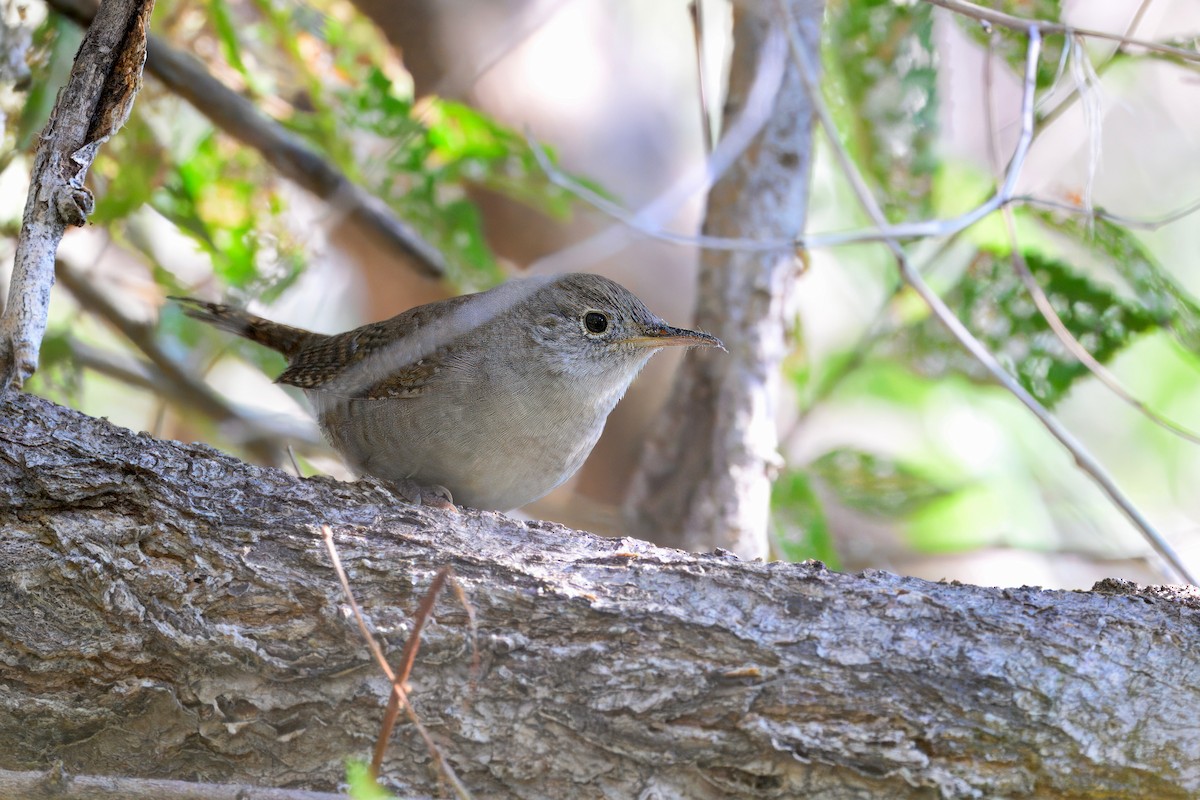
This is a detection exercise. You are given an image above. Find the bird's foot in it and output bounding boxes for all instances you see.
[361,475,456,511]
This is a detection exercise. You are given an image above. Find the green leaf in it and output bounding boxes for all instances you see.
[771,470,840,568]
[346,760,396,800]
[824,0,939,219]
[207,0,252,82]
[89,114,163,223]
[152,133,285,291]
[333,70,584,287]
[809,448,952,518]
[888,248,1158,406]
[1046,214,1200,352]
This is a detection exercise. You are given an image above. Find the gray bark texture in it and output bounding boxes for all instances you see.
[1,391,1198,799]
[625,0,823,559]
[0,0,153,390]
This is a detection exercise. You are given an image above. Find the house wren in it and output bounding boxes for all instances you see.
[176,273,722,510]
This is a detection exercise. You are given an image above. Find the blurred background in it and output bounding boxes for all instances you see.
[3,0,1199,588]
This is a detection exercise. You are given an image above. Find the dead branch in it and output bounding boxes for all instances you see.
[0,0,154,390]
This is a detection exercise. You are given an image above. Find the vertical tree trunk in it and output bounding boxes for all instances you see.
[625,1,823,557]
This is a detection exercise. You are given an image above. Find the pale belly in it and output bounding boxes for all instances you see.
[310,389,609,511]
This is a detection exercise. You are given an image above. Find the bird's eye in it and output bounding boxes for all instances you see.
[583,311,609,335]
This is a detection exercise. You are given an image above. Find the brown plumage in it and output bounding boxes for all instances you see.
[174,274,722,510]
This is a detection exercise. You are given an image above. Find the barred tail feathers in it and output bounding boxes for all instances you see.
[172,297,318,360]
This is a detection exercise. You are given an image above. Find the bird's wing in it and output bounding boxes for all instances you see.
[276,294,474,398]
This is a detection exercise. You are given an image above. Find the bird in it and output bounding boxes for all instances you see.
[175,272,723,510]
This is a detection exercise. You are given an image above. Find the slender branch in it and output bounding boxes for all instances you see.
[778,8,1196,584]
[0,0,154,391]
[923,0,1200,64]
[999,209,1200,446]
[44,0,447,280]
[321,527,472,800]
[0,766,352,800]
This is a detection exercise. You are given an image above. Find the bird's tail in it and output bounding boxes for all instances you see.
[171,297,318,360]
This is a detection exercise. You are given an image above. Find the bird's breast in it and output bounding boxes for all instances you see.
[308,358,628,510]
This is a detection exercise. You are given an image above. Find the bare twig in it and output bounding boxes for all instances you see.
[0,765,350,800]
[778,5,1197,583]
[44,0,448,280]
[0,0,154,391]
[523,21,787,275]
[1123,0,1155,41]
[975,7,1200,446]
[689,0,714,154]
[372,567,453,778]
[923,0,1200,64]
[999,208,1200,446]
[321,526,472,799]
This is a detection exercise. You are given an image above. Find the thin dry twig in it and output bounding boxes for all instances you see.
[776,4,1198,584]
[320,526,473,800]
[1,0,154,391]
[978,13,1200,446]
[371,567,453,778]
[924,0,1200,64]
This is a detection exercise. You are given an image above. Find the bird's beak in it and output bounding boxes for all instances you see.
[622,325,725,350]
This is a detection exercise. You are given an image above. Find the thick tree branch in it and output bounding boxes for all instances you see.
[0,0,153,391]
[1,391,1197,798]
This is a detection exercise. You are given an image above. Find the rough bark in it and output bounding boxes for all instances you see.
[1,392,1198,798]
[624,0,822,558]
[0,0,153,391]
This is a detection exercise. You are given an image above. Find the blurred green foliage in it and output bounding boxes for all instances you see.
[824,0,938,220]
[890,246,1159,406]
[777,0,1200,566]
